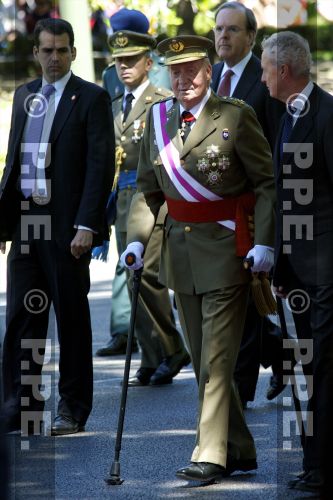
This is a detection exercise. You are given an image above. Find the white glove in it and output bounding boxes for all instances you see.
[120,242,144,270]
[246,244,274,273]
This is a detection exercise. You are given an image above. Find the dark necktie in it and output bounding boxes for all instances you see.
[181,111,196,143]
[279,104,296,159]
[123,92,134,123]
[217,69,234,97]
[20,83,55,198]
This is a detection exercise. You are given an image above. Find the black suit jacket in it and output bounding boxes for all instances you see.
[273,84,333,287]
[212,54,284,151]
[0,74,115,246]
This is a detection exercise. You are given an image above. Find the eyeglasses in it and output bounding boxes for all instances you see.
[213,26,245,35]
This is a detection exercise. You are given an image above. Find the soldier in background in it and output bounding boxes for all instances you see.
[104,13,190,386]
[95,8,171,358]
[102,8,170,101]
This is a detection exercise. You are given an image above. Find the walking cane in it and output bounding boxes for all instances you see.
[276,296,306,447]
[105,253,142,486]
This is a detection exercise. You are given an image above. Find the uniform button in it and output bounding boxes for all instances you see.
[121,136,126,142]
[153,160,158,165]
[122,152,127,158]
[184,226,191,233]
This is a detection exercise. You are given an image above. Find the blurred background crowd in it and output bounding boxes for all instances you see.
[0,0,332,79]
[0,0,332,176]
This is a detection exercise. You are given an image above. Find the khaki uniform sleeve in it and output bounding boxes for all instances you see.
[126,105,165,246]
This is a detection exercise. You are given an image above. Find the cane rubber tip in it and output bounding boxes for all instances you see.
[105,476,124,485]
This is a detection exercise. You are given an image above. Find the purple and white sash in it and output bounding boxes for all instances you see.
[152,100,235,231]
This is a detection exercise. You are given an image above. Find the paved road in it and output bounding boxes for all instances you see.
[0,237,308,500]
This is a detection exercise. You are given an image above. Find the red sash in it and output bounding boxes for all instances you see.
[165,192,255,256]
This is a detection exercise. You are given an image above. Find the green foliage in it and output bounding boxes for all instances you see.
[193,0,220,34]
[255,23,333,60]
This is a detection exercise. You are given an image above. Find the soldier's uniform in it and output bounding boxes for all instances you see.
[109,30,189,376]
[125,36,276,472]
[102,62,124,100]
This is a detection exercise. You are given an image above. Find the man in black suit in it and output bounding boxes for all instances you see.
[0,18,114,435]
[211,1,285,407]
[262,31,333,495]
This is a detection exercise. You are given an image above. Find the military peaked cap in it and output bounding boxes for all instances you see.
[109,30,156,57]
[157,35,213,65]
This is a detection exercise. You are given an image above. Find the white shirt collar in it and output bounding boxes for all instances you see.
[222,51,252,79]
[42,71,72,94]
[124,79,150,102]
[290,80,314,116]
[179,87,212,120]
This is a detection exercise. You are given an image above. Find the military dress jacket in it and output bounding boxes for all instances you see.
[112,82,171,231]
[127,92,276,294]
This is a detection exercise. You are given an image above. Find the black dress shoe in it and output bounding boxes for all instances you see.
[127,367,156,387]
[223,457,258,477]
[176,462,225,482]
[288,470,309,489]
[95,334,138,356]
[266,373,286,400]
[291,469,324,493]
[1,414,20,434]
[1,413,42,435]
[50,415,84,436]
[150,351,191,385]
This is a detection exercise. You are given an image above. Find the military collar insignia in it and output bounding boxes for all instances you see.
[166,105,176,118]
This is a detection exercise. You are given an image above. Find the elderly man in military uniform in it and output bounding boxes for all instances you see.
[121,35,276,481]
[108,26,190,386]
